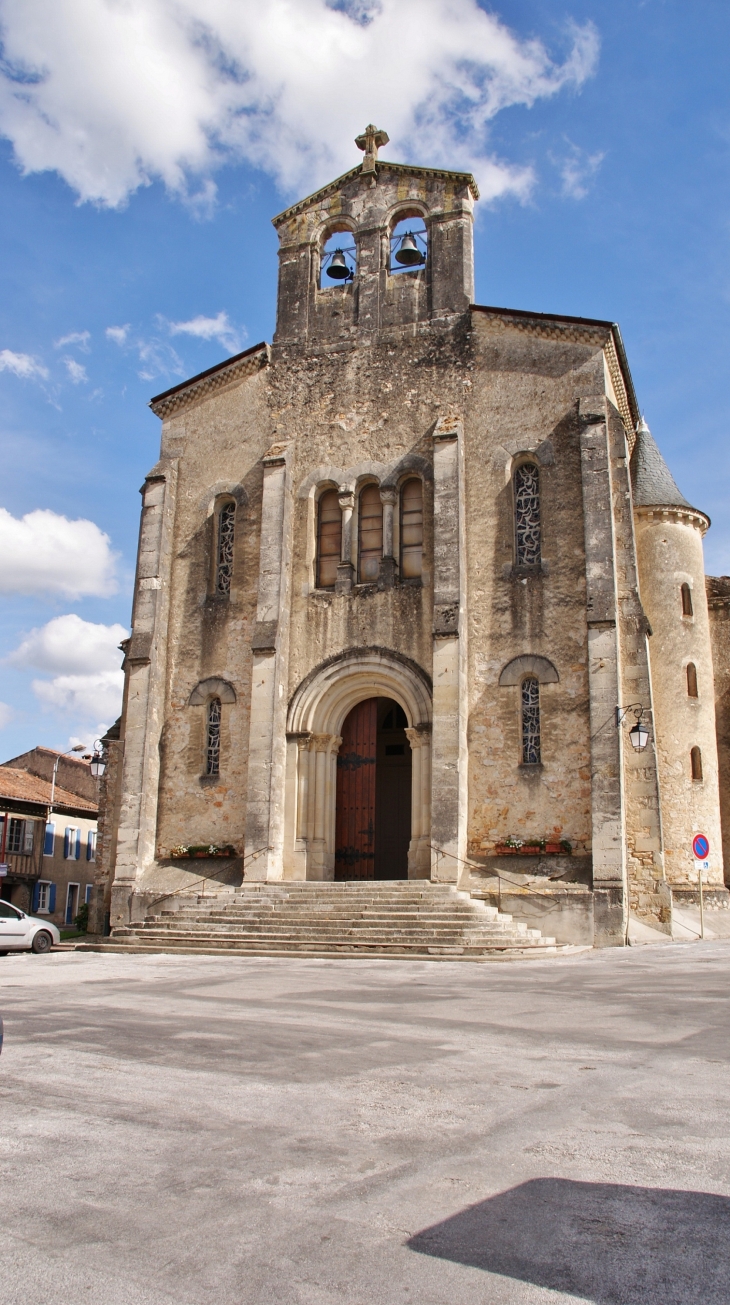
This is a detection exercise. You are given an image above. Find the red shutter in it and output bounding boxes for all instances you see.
[335,698,377,880]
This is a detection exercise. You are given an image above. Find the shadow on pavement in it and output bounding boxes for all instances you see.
[407,1177,730,1303]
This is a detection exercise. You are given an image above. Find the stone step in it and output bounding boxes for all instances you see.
[81,940,587,962]
[107,931,558,954]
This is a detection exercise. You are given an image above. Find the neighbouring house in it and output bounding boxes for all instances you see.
[0,748,99,928]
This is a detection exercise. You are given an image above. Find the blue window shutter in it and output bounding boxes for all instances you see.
[85,884,92,904]
[44,822,55,856]
[32,881,41,911]
[75,829,81,860]
[86,831,94,861]
[49,883,56,913]
[64,828,72,859]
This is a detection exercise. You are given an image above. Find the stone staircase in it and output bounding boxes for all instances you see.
[86,881,586,961]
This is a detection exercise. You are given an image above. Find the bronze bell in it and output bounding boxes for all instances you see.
[327,249,350,279]
[395,232,425,266]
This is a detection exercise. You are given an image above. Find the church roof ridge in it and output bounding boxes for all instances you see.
[630,417,705,518]
[272,160,479,227]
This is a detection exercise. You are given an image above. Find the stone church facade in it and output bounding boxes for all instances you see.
[96,128,730,947]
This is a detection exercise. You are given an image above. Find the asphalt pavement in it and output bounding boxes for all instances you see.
[1,942,729,1304]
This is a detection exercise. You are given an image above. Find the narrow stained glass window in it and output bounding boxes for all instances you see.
[317,490,342,588]
[206,698,221,776]
[358,484,383,582]
[521,677,541,764]
[400,478,423,579]
[514,463,541,567]
[216,503,236,595]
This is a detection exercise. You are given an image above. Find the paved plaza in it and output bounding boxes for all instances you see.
[1,944,730,1304]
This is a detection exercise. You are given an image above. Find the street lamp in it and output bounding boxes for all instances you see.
[49,743,86,814]
[89,748,106,779]
[616,704,650,752]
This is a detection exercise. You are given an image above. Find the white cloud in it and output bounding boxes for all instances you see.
[555,139,605,199]
[168,311,244,354]
[9,614,127,735]
[64,356,88,383]
[8,613,128,675]
[0,703,14,729]
[106,324,130,345]
[55,330,90,351]
[0,1,599,208]
[0,349,48,380]
[0,508,118,598]
[32,671,124,729]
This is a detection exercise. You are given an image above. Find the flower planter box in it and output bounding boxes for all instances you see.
[495,843,567,856]
[169,847,237,860]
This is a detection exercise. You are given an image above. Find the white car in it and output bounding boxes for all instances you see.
[0,900,60,954]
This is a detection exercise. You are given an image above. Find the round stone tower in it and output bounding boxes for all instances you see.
[631,418,724,892]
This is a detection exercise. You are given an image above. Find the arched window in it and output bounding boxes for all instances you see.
[317,490,342,589]
[521,677,541,764]
[691,746,703,781]
[320,230,356,288]
[358,484,383,582]
[681,583,693,617]
[206,699,221,776]
[216,502,236,595]
[687,663,698,697]
[514,463,541,567]
[389,216,427,274]
[400,478,423,579]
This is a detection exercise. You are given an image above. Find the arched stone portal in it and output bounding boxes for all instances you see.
[285,649,432,880]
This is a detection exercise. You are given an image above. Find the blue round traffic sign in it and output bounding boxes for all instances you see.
[693,834,710,859]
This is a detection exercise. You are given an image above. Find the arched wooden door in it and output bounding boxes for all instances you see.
[335,698,377,880]
[335,696,411,880]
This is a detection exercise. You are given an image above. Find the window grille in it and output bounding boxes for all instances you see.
[206,698,222,776]
[216,502,236,595]
[317,490,342,588]
[521,677,541,764]
[687,663,698,698]
[514,463,541,567]
[358,484,383,582]
[400,478,423,579]
[691,746,703,781]
[681,583,693,617]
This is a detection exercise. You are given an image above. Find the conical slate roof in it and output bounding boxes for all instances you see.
[630,417,697,511]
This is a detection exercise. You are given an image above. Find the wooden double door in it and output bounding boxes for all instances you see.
[334,697,412,880]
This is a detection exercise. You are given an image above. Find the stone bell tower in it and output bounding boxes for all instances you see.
[271,124,479,351]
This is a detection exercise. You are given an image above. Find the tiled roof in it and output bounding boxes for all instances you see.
[630,419,696,511]
[0,768,97,814]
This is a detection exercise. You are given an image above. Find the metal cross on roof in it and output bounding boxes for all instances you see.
[355,124,389,173]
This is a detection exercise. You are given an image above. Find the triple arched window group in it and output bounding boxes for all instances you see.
[317,479,424,588]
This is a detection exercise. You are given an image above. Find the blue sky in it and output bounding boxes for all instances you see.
[0,0,728,757]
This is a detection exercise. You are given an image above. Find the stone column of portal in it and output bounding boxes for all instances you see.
[379,487,398,589]
[336,489,355,594]
[111,459,178,928]
[579,396,627,946]
[430,416,467,883]
[308,733,340,880]
[405,727,431,877]
[244,445,292,880]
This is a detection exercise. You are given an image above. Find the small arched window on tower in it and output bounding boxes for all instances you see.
[521,677,541,764]
[514,462,541,567]
[681,583,693,617]
[691,746,703,782]
[206,699,222,776]
[400,478,423,579]
[216,501,236,595]
[389,216,427,275]
[358,484,383,583]
[317,490,342,589]
[687,662,698,698]
[320,230,357,288]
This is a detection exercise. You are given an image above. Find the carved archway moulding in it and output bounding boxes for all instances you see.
[287,646,432,735]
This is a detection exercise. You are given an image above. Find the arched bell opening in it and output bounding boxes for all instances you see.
[334,697,412,881]
[285,649,432,882]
